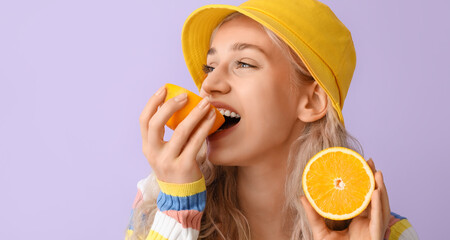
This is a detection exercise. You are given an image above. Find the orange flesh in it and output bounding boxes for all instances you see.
[303,147,374,220]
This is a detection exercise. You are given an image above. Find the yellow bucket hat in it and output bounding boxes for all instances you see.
[182,0,356,124]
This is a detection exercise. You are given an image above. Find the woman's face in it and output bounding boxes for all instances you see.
[200,15,306,166]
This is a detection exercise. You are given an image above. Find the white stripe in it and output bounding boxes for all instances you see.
[150,211,199,240]
[137,173,160,201]
[398,227,419,240]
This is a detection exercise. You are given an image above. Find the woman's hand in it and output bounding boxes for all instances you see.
[300,159,391,240]
[139,86,216,184]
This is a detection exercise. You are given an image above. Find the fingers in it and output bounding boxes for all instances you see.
[370,171,391,239]
[300,196,327,234]
[182,109,216,160]
[147,92,189,147]
[359,203,370,218]
[139,86,167,146]
[167,97,212,156]
[375,171,391,225]
[370,189,383,240]
[367,158,376,174]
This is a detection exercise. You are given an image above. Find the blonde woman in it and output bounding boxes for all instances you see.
[126,0,418,239]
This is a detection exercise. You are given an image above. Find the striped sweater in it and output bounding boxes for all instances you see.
[126,174,419,240]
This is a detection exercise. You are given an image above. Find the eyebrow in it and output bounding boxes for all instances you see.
[207,42,267,56]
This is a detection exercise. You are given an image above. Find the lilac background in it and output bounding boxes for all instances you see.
[1,0,448,239]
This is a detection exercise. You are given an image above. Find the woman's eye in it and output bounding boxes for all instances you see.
[202,64,215,74]
[236,61,256,69]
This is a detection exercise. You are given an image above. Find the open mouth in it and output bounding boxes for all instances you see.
[217,108,241,132]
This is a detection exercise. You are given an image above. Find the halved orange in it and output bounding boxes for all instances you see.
[302,147,375,220]
[163,83,225,135]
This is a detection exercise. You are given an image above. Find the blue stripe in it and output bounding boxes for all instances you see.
[157,190,206,211]
[390,211,406,220]
[127,209,148,230]
[127,209,134,230]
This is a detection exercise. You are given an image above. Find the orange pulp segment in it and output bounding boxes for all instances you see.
[164,83,225,135]
[302,147,375,220]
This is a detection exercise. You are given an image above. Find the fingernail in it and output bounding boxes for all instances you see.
[207,109,215,119]
[174,93,187,102]
[155,86,165,96]
[198,97,210,109]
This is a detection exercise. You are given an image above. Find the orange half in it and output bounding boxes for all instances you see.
[302,147,375,220]
[164,83,225,135]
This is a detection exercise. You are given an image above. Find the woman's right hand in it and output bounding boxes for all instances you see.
[139,85,216,184]
[300,159,391,240]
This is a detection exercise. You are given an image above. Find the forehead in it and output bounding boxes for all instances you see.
[210,15,276,52]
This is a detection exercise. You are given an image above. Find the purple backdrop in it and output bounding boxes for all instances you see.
[1,0,448,238]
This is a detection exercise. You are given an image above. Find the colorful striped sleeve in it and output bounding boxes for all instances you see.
[126,174,155,239]
[146,176,206,240]
[384,212,419,240]
[125,188,143,238]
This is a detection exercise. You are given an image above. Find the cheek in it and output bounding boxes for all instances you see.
[234,62,298,152]
[242,69,296,126]
[244,86,297,140]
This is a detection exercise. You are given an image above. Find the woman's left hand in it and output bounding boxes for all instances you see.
[300,159,391,240]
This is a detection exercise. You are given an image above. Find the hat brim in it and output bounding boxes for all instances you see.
[181,4,344,123]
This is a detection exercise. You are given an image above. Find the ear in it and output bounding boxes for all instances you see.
[297,82,328,123]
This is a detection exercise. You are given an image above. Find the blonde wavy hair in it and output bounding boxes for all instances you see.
[128,12,362,240]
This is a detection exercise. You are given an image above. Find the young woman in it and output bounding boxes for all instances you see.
[126,0,418,239]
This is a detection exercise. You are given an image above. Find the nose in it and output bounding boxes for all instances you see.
[200,68,231,97]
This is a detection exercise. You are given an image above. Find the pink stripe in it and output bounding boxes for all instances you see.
[132,189,143,209]
[162,210,203,230]
[384,214,402,239]
[384,228,391,239]
[388,214,402,227]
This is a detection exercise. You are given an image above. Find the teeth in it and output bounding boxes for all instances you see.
[217,108,240,118]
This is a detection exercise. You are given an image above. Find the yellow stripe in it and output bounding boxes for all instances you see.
[389,219,412,240]
[125,229,133,240]
[156,175,206,197]
[126,229,147,240]
[146,230,169,240]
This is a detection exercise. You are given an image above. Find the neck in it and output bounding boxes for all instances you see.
[236,145,291,240]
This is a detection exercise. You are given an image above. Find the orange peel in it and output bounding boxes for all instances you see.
[163,83,225,135]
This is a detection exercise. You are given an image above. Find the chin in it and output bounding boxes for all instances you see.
[206,138,255,167]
